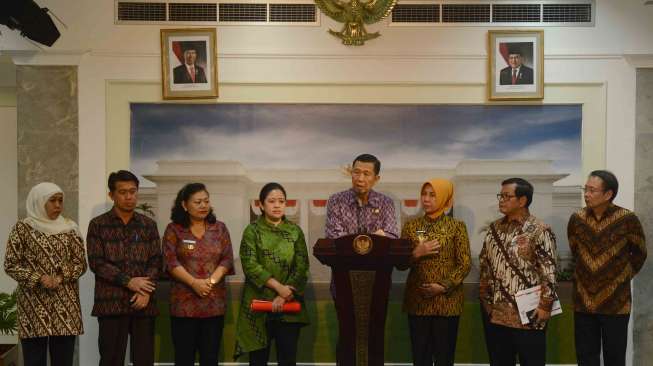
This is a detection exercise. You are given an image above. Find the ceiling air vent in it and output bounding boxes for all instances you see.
[543,3,591,23]
[218,2,267,22]
[392,4,440,23]
[117,2,166,21]
[442,4,490,23]
[492,4,540,23]
[269,3,316,22]
[168,3,217,21]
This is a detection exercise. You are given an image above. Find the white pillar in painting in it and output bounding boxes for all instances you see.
[453,159,567,256]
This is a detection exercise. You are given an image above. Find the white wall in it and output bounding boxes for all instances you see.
[1,0,653,364]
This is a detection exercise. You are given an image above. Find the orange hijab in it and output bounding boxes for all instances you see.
[422,178,454,219]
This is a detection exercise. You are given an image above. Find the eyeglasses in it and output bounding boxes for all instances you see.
[496,194,517,201]
[352,170,375,178]
[581,187,604,194]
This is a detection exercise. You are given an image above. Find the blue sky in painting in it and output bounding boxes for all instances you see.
[131,103,581,185]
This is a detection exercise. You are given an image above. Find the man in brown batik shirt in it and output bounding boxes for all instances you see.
[568,170,647,366]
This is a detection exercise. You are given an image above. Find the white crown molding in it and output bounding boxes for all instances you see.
[2,48,630,64]
[624,53,653,68]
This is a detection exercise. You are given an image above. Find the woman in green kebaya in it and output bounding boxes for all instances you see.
[234,182,310,366]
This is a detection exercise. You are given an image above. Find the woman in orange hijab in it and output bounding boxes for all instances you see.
[401,178,471,366]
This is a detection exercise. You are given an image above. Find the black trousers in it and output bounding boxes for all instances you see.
[98,315,155,366]
[171,316,224,366]
[21,335,76,366]
[407,315,459,366]
[248,320,301,366]
[481,306,546,366]
[574,312,630,366]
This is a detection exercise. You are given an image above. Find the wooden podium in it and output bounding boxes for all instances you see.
[313,234,411,366]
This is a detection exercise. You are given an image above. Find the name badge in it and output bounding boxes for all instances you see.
[183,239,196,250]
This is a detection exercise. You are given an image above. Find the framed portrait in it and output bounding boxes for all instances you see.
[488,30,544,101]
[160,28,218,100]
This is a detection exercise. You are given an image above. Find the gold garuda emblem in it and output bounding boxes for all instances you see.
[314,0,397,46]
[353,234,373,255]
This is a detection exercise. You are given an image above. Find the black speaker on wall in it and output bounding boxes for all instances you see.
[0,0,61,47]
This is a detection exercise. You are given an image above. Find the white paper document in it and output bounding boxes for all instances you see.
[515,285,562,325]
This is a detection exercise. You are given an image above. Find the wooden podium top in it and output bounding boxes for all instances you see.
[313,234,411,268]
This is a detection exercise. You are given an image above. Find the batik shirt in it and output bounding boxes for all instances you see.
[234,217,310,358]
[4,222,87,339]
[568,204,647,314]
[87,209,162,317]
[479,214,557,329]
[163,221,235,317]
[325,188,398,239]
[401,215,471,316]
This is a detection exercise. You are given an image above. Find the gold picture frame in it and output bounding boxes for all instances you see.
[161,28,218,100]
[488,30,544,101]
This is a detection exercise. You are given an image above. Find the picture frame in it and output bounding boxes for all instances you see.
[488,30,544,101]
[160,28,218,100]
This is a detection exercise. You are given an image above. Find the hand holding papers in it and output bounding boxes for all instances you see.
[515,285,562,325]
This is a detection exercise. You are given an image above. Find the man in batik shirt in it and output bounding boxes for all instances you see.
[568,170,646,366]
[325,153,399,363]
[479,178,557,366]
[325,153,398,240]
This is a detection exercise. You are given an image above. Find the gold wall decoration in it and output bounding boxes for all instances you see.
[349,270,376,366]
[314,0,397,46]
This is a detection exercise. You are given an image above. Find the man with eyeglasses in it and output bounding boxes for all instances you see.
[567,170,647,366]
[479,177,557,366]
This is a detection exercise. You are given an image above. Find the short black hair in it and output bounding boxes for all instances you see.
[258,182,287,219]
[170,183,217,227]
[352,154,381,175]
[507,45,522,56]
[589,170,618,202]
[502,177,534,208]
[108,170,139,192]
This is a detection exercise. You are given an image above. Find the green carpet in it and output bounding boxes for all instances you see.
[153,300,575,363]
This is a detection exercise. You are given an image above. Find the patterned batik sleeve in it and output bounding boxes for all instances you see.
[325,197,346,239]
[61,233,88,282]
[145,222,162,281]
[240,225,272,288]
[381,198,399,239]
[478,232,492,307]
[536,228,558,312]
[163,224,181,271]
[86,220,130,287]
[626,215,647,275]
[567,214,579,257]
[218,225,236,276]
[4,224,42,288]
[439,222,471,293]
[396,221,415,271]
[286,228,309,297]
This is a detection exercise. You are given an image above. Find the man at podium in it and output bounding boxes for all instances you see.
[325,153,398,241]
[324,153,399,364]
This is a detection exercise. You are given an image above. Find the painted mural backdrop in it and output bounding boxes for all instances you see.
[131,103,581,186]
[130,103,581,363]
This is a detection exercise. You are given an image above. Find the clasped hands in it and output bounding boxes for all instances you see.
[271,283,296,313]
[127,276,156,310]
[40,274,63,289]
[190,276,221,298]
